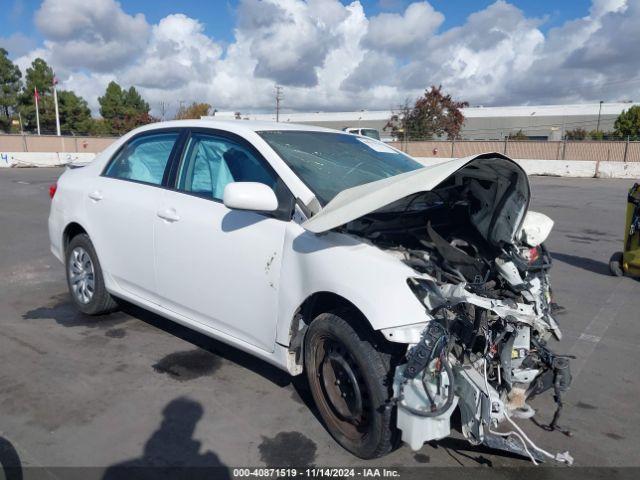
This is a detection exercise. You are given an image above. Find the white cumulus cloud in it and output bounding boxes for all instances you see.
[34,0,150,72]
[4,0,639,116]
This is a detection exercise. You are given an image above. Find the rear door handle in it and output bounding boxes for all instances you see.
[88,191,103,201]
[157,208,180,223]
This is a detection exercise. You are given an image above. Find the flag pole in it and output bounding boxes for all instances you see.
[53,76,61,136]
[34,87,41,135]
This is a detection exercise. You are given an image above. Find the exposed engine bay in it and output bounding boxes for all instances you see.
[343,157,574,464]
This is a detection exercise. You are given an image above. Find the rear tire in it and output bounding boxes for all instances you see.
[304,312,396,459]
[66,233,118,315]
[609,251,624,277]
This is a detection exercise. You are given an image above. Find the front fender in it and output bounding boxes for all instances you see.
[275,223,429,346]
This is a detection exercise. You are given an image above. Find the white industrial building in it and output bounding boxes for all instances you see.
[203,102,639,141]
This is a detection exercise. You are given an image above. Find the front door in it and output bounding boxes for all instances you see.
[154,132,292,351]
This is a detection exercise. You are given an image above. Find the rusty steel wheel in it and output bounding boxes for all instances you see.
[304,312,396,459]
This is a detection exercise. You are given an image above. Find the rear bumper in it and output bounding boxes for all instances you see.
[48,206,64,263]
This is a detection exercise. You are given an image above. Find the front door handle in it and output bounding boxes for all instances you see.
[157,208,180,223]
[88,190,103,201]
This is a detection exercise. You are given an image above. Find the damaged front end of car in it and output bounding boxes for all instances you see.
[392,278,573,465]
[305,153,573,464]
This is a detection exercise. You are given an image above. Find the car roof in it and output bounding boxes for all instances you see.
[130,119,342,137]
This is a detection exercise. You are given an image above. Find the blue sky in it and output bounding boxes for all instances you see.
[1,0,636,113]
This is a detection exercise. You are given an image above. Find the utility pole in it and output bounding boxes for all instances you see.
[159,101,167,121]
[275,85,283,122]
[596,100,604,133]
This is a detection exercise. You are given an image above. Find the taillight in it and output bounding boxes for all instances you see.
[528,246,540,264]
[49,183,57,199]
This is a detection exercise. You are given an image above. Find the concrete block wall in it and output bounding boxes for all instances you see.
[0,152,96,168]
[414,157,640,179]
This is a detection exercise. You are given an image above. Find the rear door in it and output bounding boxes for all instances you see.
[86,130,183,302]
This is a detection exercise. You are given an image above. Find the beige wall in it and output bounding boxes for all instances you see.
[391,140,640,162]
[0,134,117,154]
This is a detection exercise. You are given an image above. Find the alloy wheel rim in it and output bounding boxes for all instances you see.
[69,246,95,304]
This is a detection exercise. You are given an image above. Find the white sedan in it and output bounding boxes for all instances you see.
[49,120,571,462]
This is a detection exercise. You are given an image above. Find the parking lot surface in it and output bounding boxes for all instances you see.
[1,167,639,470]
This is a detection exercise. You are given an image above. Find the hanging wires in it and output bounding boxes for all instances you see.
[482,358,574,466]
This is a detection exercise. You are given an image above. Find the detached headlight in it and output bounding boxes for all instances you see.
[379,278,445,344]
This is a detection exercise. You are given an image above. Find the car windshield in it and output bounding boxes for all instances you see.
[258,131,422,205]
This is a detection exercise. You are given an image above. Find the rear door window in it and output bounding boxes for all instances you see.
[105,132,179,185]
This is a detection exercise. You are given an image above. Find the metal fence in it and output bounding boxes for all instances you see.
[2,133,640,162]
[390,139,640,162]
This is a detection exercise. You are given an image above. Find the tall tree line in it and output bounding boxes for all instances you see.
[0,49,153,136]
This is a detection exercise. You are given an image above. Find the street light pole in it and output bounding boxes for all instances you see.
[596,100,604,133]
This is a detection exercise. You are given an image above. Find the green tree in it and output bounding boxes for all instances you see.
[385,85,468,140]
[98,81,154,135]
[175,102,212,120]
[17,58,56,133]
[0,48,22,132]
[614,106,640,140]
[588,129,605,140]
[58,90,93,135]
[124,86,150,115]
[88,119,113,136]
[98,81,126,122]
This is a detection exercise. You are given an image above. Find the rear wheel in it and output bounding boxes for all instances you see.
[609,251,624,277]
[304,312,396,459]
[66,234,118,315]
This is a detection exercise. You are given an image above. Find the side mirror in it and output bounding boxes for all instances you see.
[223,182,278,212]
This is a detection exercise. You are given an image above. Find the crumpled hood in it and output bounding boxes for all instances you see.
[303,153,530,245]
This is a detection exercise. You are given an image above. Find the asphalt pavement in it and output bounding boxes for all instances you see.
[0,167,639,472]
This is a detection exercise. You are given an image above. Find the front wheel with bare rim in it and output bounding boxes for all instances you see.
[304,312,396,459]
[66,233,118,315]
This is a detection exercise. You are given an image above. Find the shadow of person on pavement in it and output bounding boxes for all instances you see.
[0,436,22,480]
[103,397,230,480]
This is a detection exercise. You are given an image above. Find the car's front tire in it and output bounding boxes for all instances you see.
[304,312,397,459]
[66,233,118,315]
